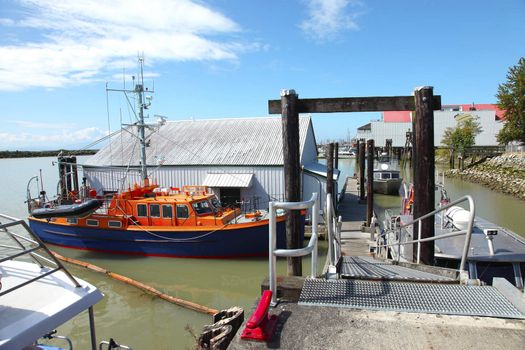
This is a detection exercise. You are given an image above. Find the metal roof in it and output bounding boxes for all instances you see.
[303,162,340,181]
[202,173,254,188]
[85,116,312,166]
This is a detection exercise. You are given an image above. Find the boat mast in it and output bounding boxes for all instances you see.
[107,57,153,184]
[136,58,148,183]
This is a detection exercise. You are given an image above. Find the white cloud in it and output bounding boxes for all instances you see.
[7,120,76,129]
[0,0,251,91]
[0,127,107,148]
[300,0,363,42]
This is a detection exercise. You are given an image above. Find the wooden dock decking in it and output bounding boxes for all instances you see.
[336,177,373,258]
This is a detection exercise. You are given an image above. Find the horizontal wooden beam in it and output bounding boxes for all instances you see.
[268,95,442,114]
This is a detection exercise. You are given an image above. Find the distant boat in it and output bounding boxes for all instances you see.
[338,147,356,158]
[373,164,402,195]
[26,58,298,259]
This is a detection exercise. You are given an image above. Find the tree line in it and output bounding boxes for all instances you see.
[0,150,98,159]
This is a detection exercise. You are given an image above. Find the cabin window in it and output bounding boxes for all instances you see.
[108,220,122,228]
[150,204,161,218]
[176,204,189,219]
[210,196,221,209]
[137,204,147,217]
[66,217,78,224]
[86,219,99,227]
[192,200,213,215]
[162,205,173,218]
[391,173,400,179]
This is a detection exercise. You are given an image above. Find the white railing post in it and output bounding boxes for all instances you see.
[459,196,475,272]
[417,220,422,264]
[311,197,318,278]
[269,201,277,306]
[326,193,334,266]
[268,193,318,306]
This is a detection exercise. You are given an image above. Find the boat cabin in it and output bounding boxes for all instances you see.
[59,185,242,230]
[373,171,401,180]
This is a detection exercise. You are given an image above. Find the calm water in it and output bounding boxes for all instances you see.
[1,157,523,349]
[0,157,326,349]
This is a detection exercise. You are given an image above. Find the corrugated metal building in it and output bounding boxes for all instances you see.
[83,116,337,211]
[356,106,504,147]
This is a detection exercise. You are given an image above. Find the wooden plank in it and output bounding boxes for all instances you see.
[268,96,442,114]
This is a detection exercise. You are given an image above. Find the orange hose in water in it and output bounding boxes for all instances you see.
[52,251,219,316]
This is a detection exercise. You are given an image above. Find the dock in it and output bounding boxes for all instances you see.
[228,177,525,349]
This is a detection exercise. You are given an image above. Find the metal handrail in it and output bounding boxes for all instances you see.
[326,193,342,269]
[0,213,82,297]
[378,195,475,273]
[269,193,318,306]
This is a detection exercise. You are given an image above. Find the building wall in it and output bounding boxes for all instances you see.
[84,164,329,213]
[356,110,503,147]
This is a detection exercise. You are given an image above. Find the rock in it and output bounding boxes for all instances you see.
[445,153,525,201]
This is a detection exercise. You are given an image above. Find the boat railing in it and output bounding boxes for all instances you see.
[0,213,81,296]
[268,193,318,306]
[377,195,475,274]
[326,193,342,273]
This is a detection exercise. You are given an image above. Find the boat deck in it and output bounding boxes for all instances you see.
[0,216,104,350]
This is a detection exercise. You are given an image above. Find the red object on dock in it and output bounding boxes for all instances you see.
[241,290,278,342]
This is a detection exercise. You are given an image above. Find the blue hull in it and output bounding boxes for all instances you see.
[28,218,303,258]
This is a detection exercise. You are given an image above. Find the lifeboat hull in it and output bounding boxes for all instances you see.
[27,217,301,258]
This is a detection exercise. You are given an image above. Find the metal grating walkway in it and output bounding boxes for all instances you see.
[339,256,456,282]
[299,279,525,319]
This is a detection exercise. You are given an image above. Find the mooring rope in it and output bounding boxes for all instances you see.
[52,251,219,316]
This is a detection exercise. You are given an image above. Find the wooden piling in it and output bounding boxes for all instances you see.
[366,139,374,226]
[359,140,365,201]
[280,89,302,276]
[413,87,435,264]
[334,142,339,170]
[326,143,334,210]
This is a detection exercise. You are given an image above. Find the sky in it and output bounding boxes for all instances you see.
[0,0,524,150]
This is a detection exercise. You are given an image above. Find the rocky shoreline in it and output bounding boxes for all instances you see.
[445,153,525,201]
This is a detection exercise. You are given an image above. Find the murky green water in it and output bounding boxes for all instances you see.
[1,156,523,349]
[0,157,326,349]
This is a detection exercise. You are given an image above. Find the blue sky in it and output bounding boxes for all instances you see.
[0,0,524,150]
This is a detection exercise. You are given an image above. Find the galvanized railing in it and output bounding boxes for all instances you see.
[0,213,81,296]
[326,193,342,272]
[269,193,318,306]
[377,195,475,273]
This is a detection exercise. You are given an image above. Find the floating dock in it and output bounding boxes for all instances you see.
[228,177,525,349]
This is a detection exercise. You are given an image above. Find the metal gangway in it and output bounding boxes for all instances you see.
[266,193,525,319]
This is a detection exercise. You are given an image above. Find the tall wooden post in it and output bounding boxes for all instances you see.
[326,143,334,210]
[359,140,365,201]
[334,142,339,170]
[366,139,374,226]
[413,87,435,264]
[280,89,302,276]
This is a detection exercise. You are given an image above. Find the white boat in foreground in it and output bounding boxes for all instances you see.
[381,183,525,287]
[0,214,130,350]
